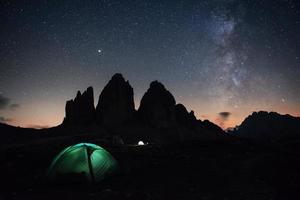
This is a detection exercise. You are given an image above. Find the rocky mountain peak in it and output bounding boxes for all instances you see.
[64,86,95,125]
[96,73,135,126]
[138,81,176,128]
[61,74,225,142]
[175,104,197,127]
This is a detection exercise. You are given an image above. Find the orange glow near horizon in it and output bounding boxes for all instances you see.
[2,85,300,130]
[4,97,300,130]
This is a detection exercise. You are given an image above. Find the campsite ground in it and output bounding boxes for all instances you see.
[1,138,300,200]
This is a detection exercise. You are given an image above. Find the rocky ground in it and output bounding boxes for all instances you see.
[1,138,300,200]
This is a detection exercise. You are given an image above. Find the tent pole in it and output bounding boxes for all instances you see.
[86,146,95,183]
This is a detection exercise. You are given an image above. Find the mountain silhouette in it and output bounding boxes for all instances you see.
[64,87,95,125]
[230,111,300,141]
[4,73,300,145]
[59,78,300,142]
[174,103,197,128]
[60,73,225,143]
[138,80,176,128]
[96,73,135,126]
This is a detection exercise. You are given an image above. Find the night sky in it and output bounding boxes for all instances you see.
[0,0,299,129]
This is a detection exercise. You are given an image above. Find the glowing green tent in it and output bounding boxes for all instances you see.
[48,143,117,182]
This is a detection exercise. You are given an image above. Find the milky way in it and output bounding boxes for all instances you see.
[0,0,299,129]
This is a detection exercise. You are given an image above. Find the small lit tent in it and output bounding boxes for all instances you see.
[48,143,117,182]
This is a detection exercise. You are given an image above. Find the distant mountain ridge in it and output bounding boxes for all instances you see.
[0,123,41,145]
[230,111,300,141]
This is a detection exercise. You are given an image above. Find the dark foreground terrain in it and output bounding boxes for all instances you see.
[1,137,300,200]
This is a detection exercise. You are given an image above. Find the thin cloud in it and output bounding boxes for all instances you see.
[216,112,232,129]
[0,94,10,109]
[10,103,20,110]
[0,94,20,110]
[219,112,231,120]
[0,116,13,123]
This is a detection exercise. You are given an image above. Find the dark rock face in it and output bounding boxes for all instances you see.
[64,87,95,125]
[138,81,176,128]
[194,119,225,139]
[138,81,225,141]
[96,73,135,126]
[175,104,197,128]
[60,73,225,142]
[232,111,300,140]
[174,103,225,139]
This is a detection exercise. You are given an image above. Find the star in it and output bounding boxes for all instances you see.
[97,49,102,53]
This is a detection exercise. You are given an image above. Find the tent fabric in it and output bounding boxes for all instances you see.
[48,143,117,182]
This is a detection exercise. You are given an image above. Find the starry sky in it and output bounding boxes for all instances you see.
[0,0,299,129]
